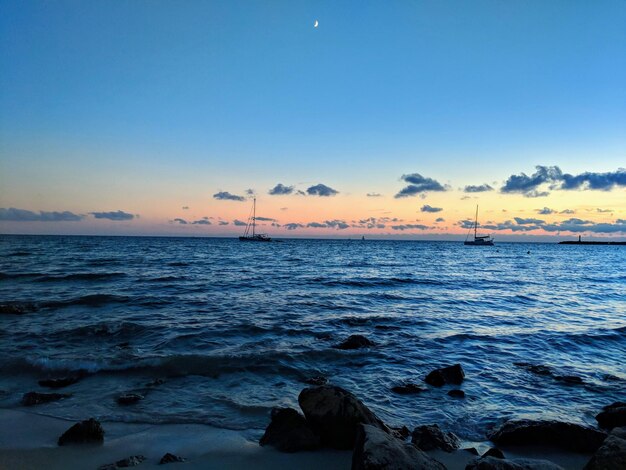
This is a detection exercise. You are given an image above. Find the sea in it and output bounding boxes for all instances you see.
[0,235,625,442]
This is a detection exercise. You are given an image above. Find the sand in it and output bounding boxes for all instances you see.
[0,409,593,469]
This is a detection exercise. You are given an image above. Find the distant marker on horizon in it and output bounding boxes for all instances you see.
[314,20,319,28]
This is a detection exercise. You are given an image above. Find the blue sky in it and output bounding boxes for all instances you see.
[1,1,625,238]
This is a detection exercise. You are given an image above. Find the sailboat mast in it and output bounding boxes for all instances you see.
[474,205,478,239]
[252,198,256,237]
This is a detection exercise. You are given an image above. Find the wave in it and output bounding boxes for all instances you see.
[36,272,127,282]
[313,277,446,288]
[8,251,33,257]
[44,294,131,309]
[0,272,43,280]
[50,321,147,339]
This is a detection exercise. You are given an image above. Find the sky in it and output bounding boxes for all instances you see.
[1,0,625,240]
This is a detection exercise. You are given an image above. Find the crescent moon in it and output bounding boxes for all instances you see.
[314,20,319,28]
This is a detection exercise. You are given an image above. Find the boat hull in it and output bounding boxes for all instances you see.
[464,240,494,246]
[239,236,272,242]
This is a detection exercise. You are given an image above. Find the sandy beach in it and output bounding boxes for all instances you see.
[0,408,600,469]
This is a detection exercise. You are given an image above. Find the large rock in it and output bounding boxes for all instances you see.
[98,455,146,469]
[411,424,460,452]
[391,383,425,395]
[466,456,564,469]
[488,419,606,453]
[584,434,626,469]
[424,364,465,386]
[298,385,388,449]
[352,424,445,470]
[596,402,626,429]
[58,418,104,445]
[259,407,320,452]
[22,391,71,406]
[334,335,374,350]
[159,453,185,464]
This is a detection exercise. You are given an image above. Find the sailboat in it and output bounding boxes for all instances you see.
[464,205,494,246]
[239,198,271,242]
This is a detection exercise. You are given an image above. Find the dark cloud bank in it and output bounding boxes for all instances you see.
[213,191,245,201]
[395,173,447,198]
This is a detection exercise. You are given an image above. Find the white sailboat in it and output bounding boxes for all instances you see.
[464,205,494,246]
[239,198,271,242]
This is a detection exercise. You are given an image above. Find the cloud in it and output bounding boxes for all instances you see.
[307,222,327,228]
[218,221,229,225]
[284,223,304,230]
[0,207,84,222]
[91,210,135,221]
[464,184,494,193]
[537,207,555,215]
[192,218,211,225]
[306,183,338,197]
[306,219,349,229]
[213,191,245,201]
[391,224,430,231]
[255,216,276,222]
[366,192,382,197]
[596,208,613,213]
[173,218,188,225]
[233,219,248,226]
[395,173,446,198]
[460,196,471,200]
[501,166,626,196]
[514,217,546,225]
[561,169,626,191]
[268,183,295,195]
[435,217,445,222]
[182,206,189,210]
[560,209,576,214]
[420,205,443,213]
[500,165,562,196]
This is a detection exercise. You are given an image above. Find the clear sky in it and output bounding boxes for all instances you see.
[1,0,625,240]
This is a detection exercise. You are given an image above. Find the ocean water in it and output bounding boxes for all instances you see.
[0,235,625,441]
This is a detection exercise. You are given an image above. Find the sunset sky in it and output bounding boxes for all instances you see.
[1,1,625,240]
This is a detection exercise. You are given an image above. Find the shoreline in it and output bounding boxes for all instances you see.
[0,409,596,469]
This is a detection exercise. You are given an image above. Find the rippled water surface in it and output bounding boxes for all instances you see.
[1,235,625,440]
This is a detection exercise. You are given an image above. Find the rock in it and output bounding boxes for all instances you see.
[159,453,185,464]
[464,447,480,455]
[305,376,328,386]
[554,375,584,385]
[584,434,626,469]
[411,424,460,452]
[58,418,104,445]
[424,364,465,387]
[448,389,465,398]
[483,448,505,459]
[390,426,411,440]
[98,455,146,469]
[334,335,374,350]
[596,402,626,429]
[259,407,320,452]
[116,393,144,405]
[514,363,583,385]
[352,423,446,470]
[22,391,71,406]
[488,419,606,453]
[466,456,564,469]
[146,378,165,387]
[39,375,82,389]
[611,427,626,439]
[391,383,426,395]
[298,385,388,449]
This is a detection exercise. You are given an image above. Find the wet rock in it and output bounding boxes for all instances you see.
[391,383,426,395]
[159,453,185,464]
[596,402,626,429]
[466,456,564,469]
[424,364,465,387]
[612,427,626,439]
[259,407,320,452]
[116,393,144,405]
[352,423,446,470]
[488,419,606,453]
[22,391,71,406]
[146,378,165,387]
[334,334,374,350]
[390,425,411,440]
[483,448,505,459]
[305,376,328,386]
[39,375,83,389]
[448,389,465,398]
[514,363,584,385]
[58,418,104,445]
[0,303,34,315]
[298,385,388,449]
[98,455,146,469]
[411,424,460,452]
[553,375,584,385]
[464,447,480,455]
[584,434,626,469]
